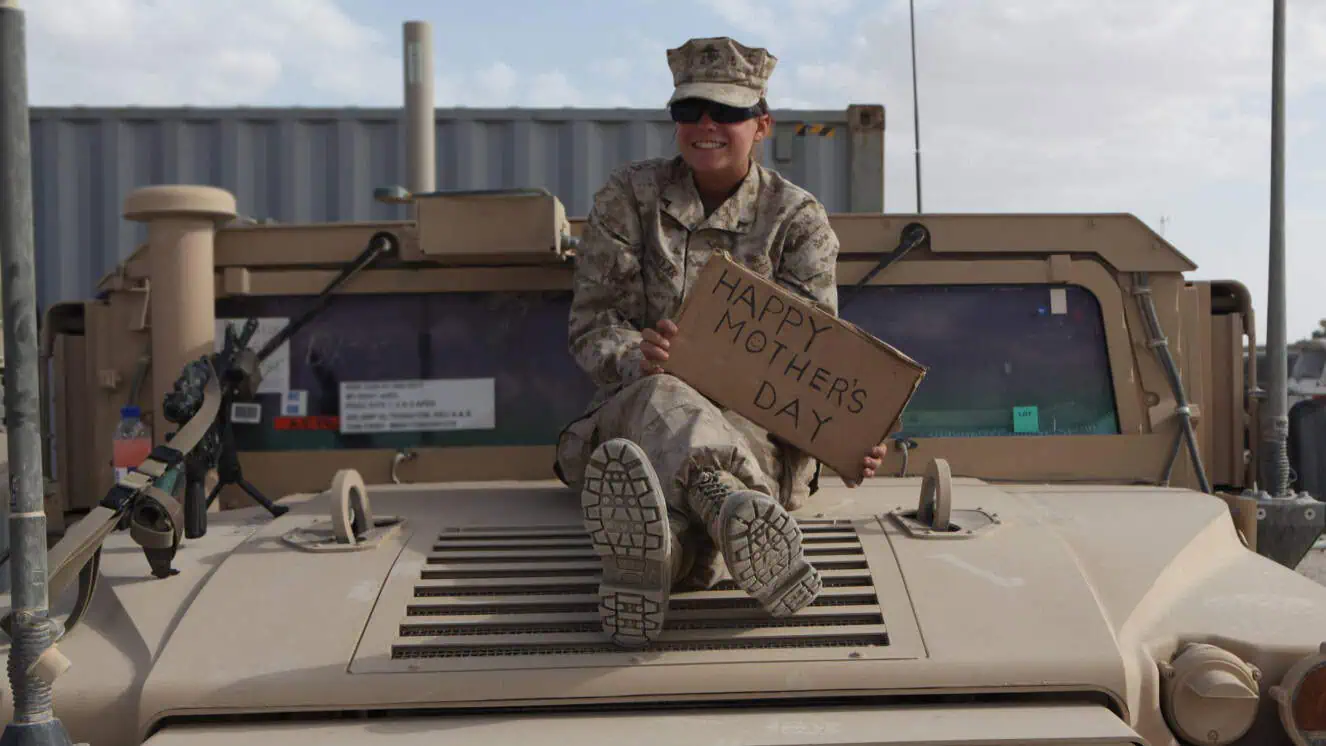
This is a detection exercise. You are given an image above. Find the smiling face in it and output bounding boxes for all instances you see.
[671,98,772,180]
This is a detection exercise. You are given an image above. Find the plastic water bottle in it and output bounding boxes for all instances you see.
[112,405,151,483]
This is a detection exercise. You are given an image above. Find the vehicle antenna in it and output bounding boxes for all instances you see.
[1251,0,1323,571]
[909,0,923,214]
[0,1,77,743]
[1264,0,1290,498]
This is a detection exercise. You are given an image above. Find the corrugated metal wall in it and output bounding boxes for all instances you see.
[29,106,874,315]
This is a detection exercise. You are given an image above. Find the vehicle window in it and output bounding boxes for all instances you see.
[217,282,1120,453]
[841,284,1120,438]
[218,291,597,453]
[1291,347,1326,381]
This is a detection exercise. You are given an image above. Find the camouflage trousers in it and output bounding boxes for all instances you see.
[556,373,790,589]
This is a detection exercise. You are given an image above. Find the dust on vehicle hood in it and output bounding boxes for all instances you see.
[125,474,1299,726]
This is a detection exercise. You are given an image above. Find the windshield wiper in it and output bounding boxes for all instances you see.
[839,221,930,313]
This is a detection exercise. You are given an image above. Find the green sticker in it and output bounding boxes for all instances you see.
[1012,405,1039,434]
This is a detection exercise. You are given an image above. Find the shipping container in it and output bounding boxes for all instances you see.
[28,104,885,316]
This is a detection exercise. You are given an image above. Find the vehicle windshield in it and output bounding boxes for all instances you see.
[844,284,1119,438]
[1291,346,1326,381]
[219,282,1120,453]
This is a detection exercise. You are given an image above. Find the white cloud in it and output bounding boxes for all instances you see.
[471,62,520,106]
[697,0,857,50]
[23,0,606,110]
[25,0,400,106]
[525,71,583,108]
[777,0,1326,211]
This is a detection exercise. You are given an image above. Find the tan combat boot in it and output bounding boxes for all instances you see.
[579,438,684,648]
[687,469,822,616]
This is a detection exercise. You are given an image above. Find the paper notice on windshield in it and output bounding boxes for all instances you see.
[339,378,495,434]
[1050,288,1067,315]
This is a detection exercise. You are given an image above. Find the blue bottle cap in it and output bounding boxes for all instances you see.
[121,405,142,419]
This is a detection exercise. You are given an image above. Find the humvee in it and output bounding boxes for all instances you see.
[1288,327,1326,403]
[2,175,1324,746]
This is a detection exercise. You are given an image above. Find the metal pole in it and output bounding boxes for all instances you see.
[403,21,435,195]
[1266,0,1289,497]
[1250,0,1321,571]
[909,0,923,213]
[0,2,74,743]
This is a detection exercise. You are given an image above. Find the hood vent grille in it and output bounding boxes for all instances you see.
[391,519,887,660]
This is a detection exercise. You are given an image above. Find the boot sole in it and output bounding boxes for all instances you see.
[580,439,671,647]
[720,494,822,617]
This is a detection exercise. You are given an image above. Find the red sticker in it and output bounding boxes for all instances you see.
[273,416,340,431]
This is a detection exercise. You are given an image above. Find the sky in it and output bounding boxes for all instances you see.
[20,0,1326,342]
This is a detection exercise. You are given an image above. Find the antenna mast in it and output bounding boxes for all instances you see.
[909,0,923,213]
[1251,0,1324,571]
[1265,0,1289,497]
[0,1,76,742]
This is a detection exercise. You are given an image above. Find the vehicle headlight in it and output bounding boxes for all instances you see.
[1160,642,1262,745]
[1271,642,1326,746]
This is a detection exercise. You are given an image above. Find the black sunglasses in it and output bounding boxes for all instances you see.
[669,98,763,124]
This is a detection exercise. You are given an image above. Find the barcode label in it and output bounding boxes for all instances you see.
[231,402,262,424]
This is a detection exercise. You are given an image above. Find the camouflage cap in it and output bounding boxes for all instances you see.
[666,37,777,109]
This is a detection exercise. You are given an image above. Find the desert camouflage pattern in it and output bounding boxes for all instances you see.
[666,36,777,108]
[556,155,840,586]
[575,374,787,590]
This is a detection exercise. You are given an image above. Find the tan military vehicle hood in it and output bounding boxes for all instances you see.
[6,476,1326,745]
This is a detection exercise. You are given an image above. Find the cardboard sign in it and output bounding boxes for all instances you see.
[662,253,927,480]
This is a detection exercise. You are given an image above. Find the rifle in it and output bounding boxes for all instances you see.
[2,230,398,639]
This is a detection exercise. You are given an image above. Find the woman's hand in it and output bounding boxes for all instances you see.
[640,319,678,375]
[844,442,888,488]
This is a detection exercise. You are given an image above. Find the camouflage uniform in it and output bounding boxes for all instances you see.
[554,37,841,648]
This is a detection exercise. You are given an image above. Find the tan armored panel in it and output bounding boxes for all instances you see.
[123,185,237,445]
[412,190,573,264]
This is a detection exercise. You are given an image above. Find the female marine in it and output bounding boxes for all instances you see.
[556,36,885,648]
